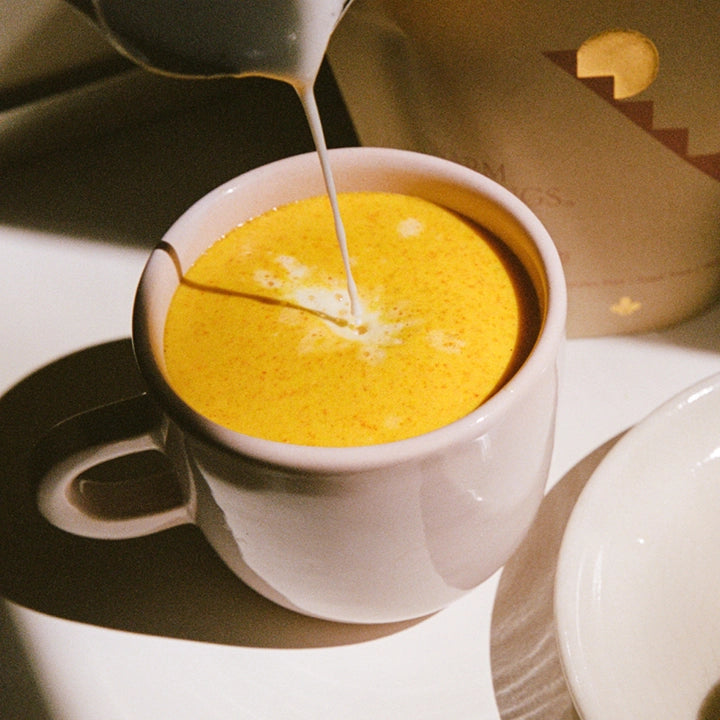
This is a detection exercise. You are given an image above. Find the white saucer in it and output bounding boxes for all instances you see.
[555,372,720,720]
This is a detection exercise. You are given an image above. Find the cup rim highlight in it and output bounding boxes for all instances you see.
[133,147,566,473]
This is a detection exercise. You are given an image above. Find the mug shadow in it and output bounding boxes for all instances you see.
[490,432,626,720]
[698,680,720,720]
[0,339,421,651]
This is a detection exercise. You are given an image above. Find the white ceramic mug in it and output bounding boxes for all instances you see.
[35,148,566,623]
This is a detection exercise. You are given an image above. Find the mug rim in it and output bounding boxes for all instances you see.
[133,147,566,473]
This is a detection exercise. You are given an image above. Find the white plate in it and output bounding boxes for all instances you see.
[555,372,720,720]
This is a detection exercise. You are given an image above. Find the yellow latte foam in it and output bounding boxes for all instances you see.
[164,192,539,446]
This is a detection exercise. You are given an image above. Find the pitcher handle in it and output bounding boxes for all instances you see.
[35,393,192,539]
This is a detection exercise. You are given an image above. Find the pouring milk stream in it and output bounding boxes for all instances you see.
[70,0,362,322]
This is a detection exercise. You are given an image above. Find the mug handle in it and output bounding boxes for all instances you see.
[35,393,192,539]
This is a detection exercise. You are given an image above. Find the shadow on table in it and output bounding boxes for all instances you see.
[0,62,357,249]
[490,433,626,720]
[0,339,421,655]
[0,600,53,720]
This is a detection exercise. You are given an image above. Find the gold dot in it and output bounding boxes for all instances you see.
[577,29,659,99]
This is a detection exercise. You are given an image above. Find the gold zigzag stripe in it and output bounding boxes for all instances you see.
[544,49,720,182]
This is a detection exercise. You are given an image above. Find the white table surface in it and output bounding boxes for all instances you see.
[2,82,720,720]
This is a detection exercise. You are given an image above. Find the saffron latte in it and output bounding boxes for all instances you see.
[163,191,540,446]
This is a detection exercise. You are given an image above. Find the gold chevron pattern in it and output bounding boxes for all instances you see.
[544,49,720,182]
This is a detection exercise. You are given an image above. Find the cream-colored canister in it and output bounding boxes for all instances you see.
[329,0,720,336]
